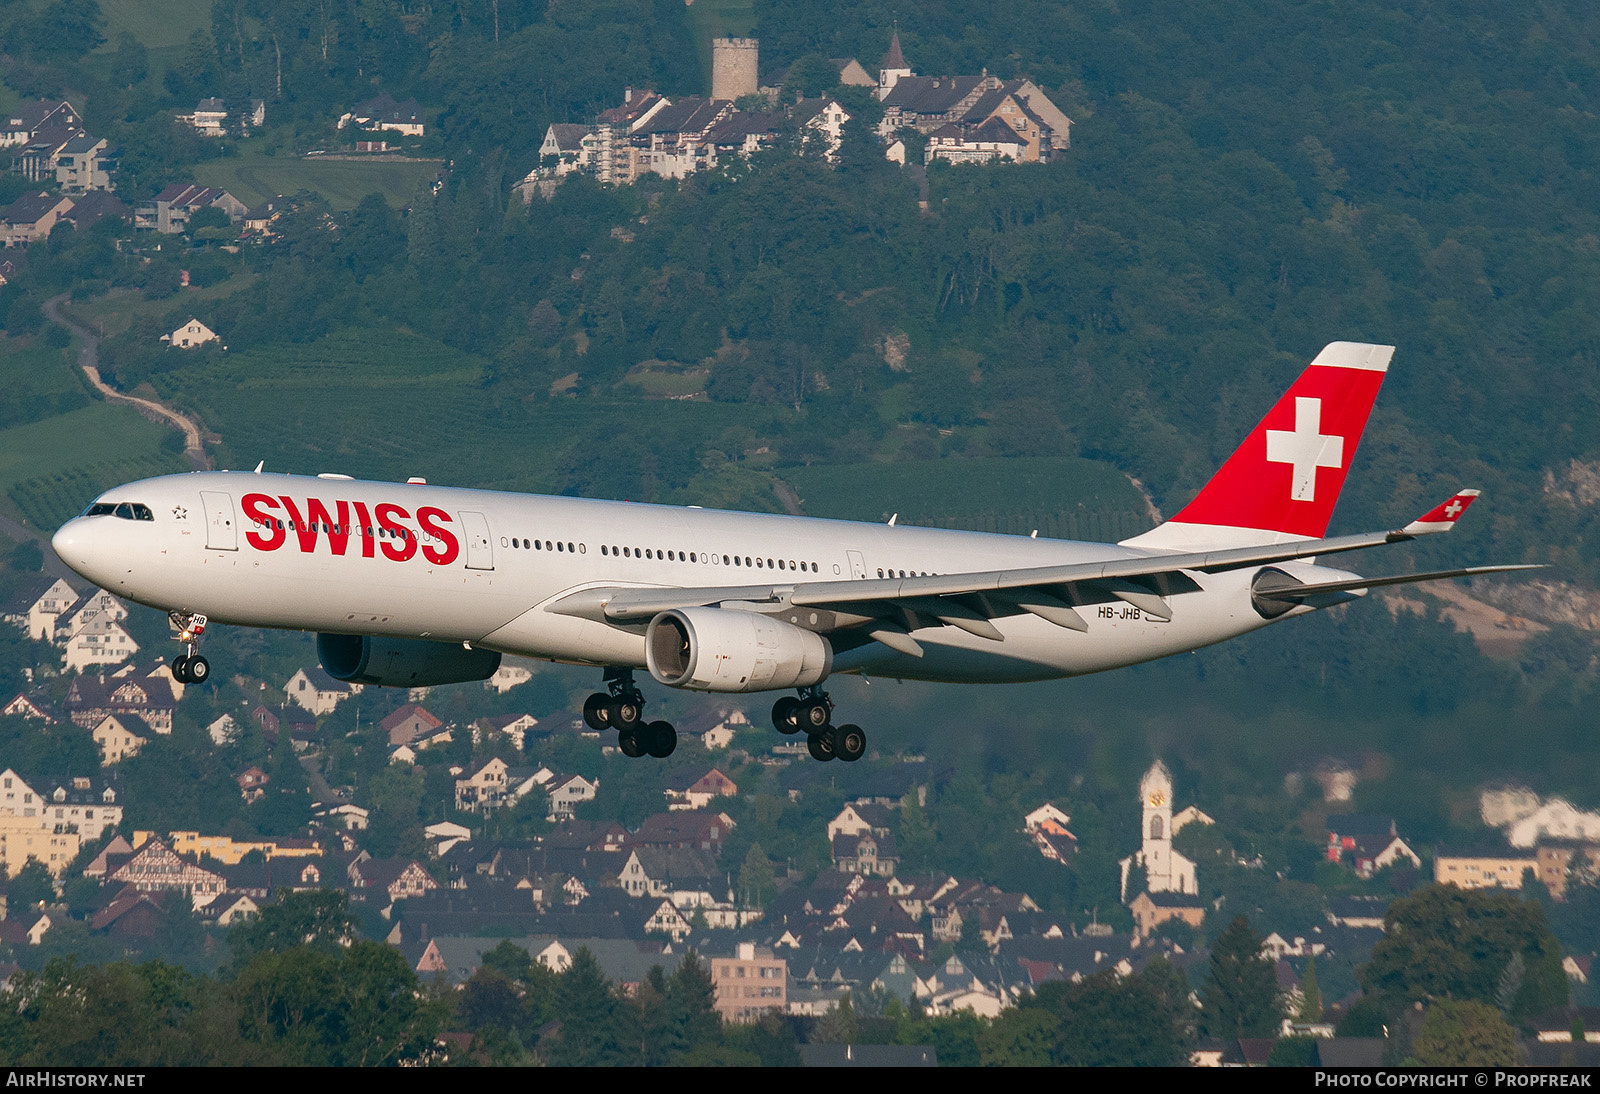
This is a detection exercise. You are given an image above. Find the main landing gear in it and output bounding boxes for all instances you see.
[168,611,210,685]
[584,667,676,759]
[772,686,866,763]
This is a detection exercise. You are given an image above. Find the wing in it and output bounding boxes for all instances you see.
[546,489,1529,657]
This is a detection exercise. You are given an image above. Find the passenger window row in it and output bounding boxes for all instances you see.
[597,544,820,574]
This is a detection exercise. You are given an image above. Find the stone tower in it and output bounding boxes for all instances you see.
[711,38,759,101]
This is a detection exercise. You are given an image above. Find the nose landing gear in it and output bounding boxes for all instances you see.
[773,686,866,762]
[168,611,210,684]
[584,668,676,758]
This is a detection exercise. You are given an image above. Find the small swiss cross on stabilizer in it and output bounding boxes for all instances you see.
[1400,489,1481,536]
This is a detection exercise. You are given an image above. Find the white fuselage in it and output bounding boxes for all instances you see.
[51,471,1334,686]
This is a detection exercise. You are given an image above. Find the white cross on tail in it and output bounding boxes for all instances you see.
[1265,397,1344,502]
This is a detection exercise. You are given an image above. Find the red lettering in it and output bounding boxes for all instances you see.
[352,501,376,558]
[376,503,417,562]
[305,499,352,556]
[277,497,322,554]
[243,494,284,551]
[417,506,459,566]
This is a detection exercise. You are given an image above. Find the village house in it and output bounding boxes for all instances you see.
[664,768,738,811]
[241,196,289,238]
[161,318,220,350]
[1023,802,1078,866]
[454,757,549,814]
[59,189,129,230]
[136,183,247,234]
[833,830,899,878]
[338,93,425,136]
[473,713,540,750]
[2,692,59,723]
[382,703,443,747]
[5,576,79,641]
[349,857,439,904]
[90,713,157,764]
[284,667,361,715]
[1,191,75,247]
[177,98,265,138]
[1326,814,1422,878]
[545,774,598,820]
[0,769,106,877]
[1,101,80,147]
[67,673,175,735]
[1129,890,1206,940]
[54,135,114,191]
[108,835,229,909]
[39,776,122,842]
[14,128,83,183]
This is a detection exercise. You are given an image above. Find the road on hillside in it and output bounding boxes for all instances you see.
[43,294,213,472]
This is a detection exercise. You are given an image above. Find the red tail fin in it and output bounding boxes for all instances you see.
[1125,342,1392,550]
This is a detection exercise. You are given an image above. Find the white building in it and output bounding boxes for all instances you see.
[161,318,220,349]
[1119,761,1200,900]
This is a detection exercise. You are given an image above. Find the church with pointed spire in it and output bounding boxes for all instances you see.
[1118,760,1209,900]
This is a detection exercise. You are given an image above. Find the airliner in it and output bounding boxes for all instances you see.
[50,342,1532,762]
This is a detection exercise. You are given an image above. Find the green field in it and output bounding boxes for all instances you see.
[192,154,442,211]
[93,0,214,50]
[783,457,1154,541]
[0,405,188,531]
[62,276,256,340]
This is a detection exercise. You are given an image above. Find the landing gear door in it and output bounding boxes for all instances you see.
[200,491,237,551]
[847,550,866,579]
[459,511,494,570]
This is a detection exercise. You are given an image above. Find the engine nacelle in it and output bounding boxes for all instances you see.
[646,607,832,693]
[318,633,502,687]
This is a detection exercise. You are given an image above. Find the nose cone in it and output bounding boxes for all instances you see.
[51,517,99,582]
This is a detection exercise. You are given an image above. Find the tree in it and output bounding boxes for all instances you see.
[227,889,357,965]
[1412,1000,1518,1067]
[1361,884,1567,1021]
[738,842,776,909]
[1298,955,1323,1022]
[6,860,54,911]
[1200,916,1280,1039]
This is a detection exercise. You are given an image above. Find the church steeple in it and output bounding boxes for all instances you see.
[879,26,912,99]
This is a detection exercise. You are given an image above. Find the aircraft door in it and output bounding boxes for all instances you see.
[848,550,866,579]
[200,491,237,551]
[459,511,494,570]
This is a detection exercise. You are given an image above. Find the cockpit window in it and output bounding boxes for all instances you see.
[86,502,154,521]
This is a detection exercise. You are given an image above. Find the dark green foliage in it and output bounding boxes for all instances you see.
[1412,999,1519,1067]
[1201,916,1281,1039]
[1267,1037,1320,1067]
[1013,959,1194,1066]
[1361,884,1568,1020]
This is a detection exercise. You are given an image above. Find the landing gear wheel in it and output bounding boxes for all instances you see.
[807,729,836,762]
[618,727,646,758]
[834,724,866,762]
[645,721,677,758]
[186,655,210,684]
[772,696,801,734]
[799,699,830,732]
[608,698,643,732]
[171,655,191,683]
[583,693,611,732]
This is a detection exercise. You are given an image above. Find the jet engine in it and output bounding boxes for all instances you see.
[318,633,502,687]
[646,607,832,693]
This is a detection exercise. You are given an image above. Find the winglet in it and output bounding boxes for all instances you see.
[1400,488,1480,536]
